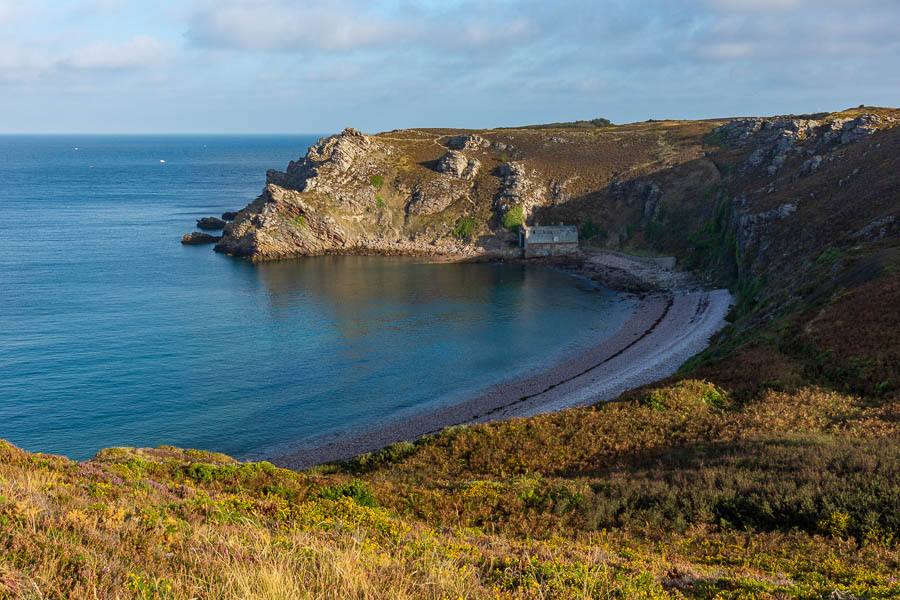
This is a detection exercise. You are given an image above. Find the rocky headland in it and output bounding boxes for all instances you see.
[186,106,898,305]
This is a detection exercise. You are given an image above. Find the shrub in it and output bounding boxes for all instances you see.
[319,479,378,507]
[369,174,383,189]
[293,215,307,228]
[581,221,603,242]
[818,511,852,539]
[375,195,385,208]
[345,441,417,474]
[452,217,477,239]
[707,129,729,145]
[503,206,524,231]
[816,246,842,264]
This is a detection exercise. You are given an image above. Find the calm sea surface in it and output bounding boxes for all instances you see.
[0,135,634,461]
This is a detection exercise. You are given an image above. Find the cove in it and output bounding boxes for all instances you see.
[0,135,634,461]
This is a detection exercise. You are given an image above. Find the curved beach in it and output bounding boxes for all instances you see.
[270,254,733,470]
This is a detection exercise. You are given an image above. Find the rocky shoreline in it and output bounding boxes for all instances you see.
[268,252,732,470]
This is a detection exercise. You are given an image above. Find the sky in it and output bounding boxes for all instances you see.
[1,0,898,133]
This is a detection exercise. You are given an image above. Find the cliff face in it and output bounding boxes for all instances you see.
[214,127,508,259]
[209,120,717,259]
[207,109,899,306]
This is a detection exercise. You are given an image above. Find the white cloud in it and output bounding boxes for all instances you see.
[186,0,404,51]
[61,34,172,70]
[185,0,541,54]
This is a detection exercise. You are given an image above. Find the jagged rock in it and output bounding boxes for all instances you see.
[181,232,221,245]
[840,115,882,144]
[407,181,458,215]
[608,179,665,223]
[214,184,347,258]
[850,214,898,241]
[550,177,576,205]
[447,134,490,151]
[800,155,823,175]
[264,127,386,212]
[716,113,895,178]
[732,196,799,269]
[196,217,226,230]
[222,211,239,220]
[495,162,545,213]
[435,151,480,180]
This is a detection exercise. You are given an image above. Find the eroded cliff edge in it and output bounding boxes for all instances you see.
[207,109,898,288]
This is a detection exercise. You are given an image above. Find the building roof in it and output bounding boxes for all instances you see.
[524,225,578,244]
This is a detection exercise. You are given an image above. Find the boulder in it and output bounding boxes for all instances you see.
[222,211,239,221]
[435,151,480,180]
[197,217,226,230]
[181,232,221,245]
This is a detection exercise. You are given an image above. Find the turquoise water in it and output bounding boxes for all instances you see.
[0,135,634,461]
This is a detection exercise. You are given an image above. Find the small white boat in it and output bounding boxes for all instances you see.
[159,159,166,163]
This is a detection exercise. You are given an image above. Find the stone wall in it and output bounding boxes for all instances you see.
[524,242,578,259]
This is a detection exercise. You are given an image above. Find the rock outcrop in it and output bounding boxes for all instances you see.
[222,211,239,221]
[197,217,226,230]
[713,112,895,178]
[495,162,546,213]
[264,127,389,213]
[181,232,221,245]
[447,134,490,151]
[214,184,347,259]
[435,151,480,180]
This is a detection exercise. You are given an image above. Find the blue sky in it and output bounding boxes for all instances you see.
[1,0,898,133]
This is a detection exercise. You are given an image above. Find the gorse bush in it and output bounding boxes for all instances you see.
[318,479,379,507]
[503,205,524,231]
[452,217,477,239]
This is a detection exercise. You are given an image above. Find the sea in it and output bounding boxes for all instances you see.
[0,135,634,462]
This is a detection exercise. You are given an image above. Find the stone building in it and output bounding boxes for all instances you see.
[520,225,578,258]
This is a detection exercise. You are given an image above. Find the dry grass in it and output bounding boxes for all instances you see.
[4,374,900,598]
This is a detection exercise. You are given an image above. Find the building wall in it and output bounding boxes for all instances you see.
[524,242,579,259]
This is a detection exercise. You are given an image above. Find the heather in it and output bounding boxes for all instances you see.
[2,369,899,598]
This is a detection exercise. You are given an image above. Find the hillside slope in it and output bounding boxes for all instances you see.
[2,109,898,599]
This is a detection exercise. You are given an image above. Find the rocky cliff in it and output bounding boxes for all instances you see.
[196,109,898,310]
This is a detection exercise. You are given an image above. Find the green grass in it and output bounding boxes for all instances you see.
[369,174,384,189]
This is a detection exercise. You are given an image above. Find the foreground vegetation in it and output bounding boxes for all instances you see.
[2,367,898,598]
